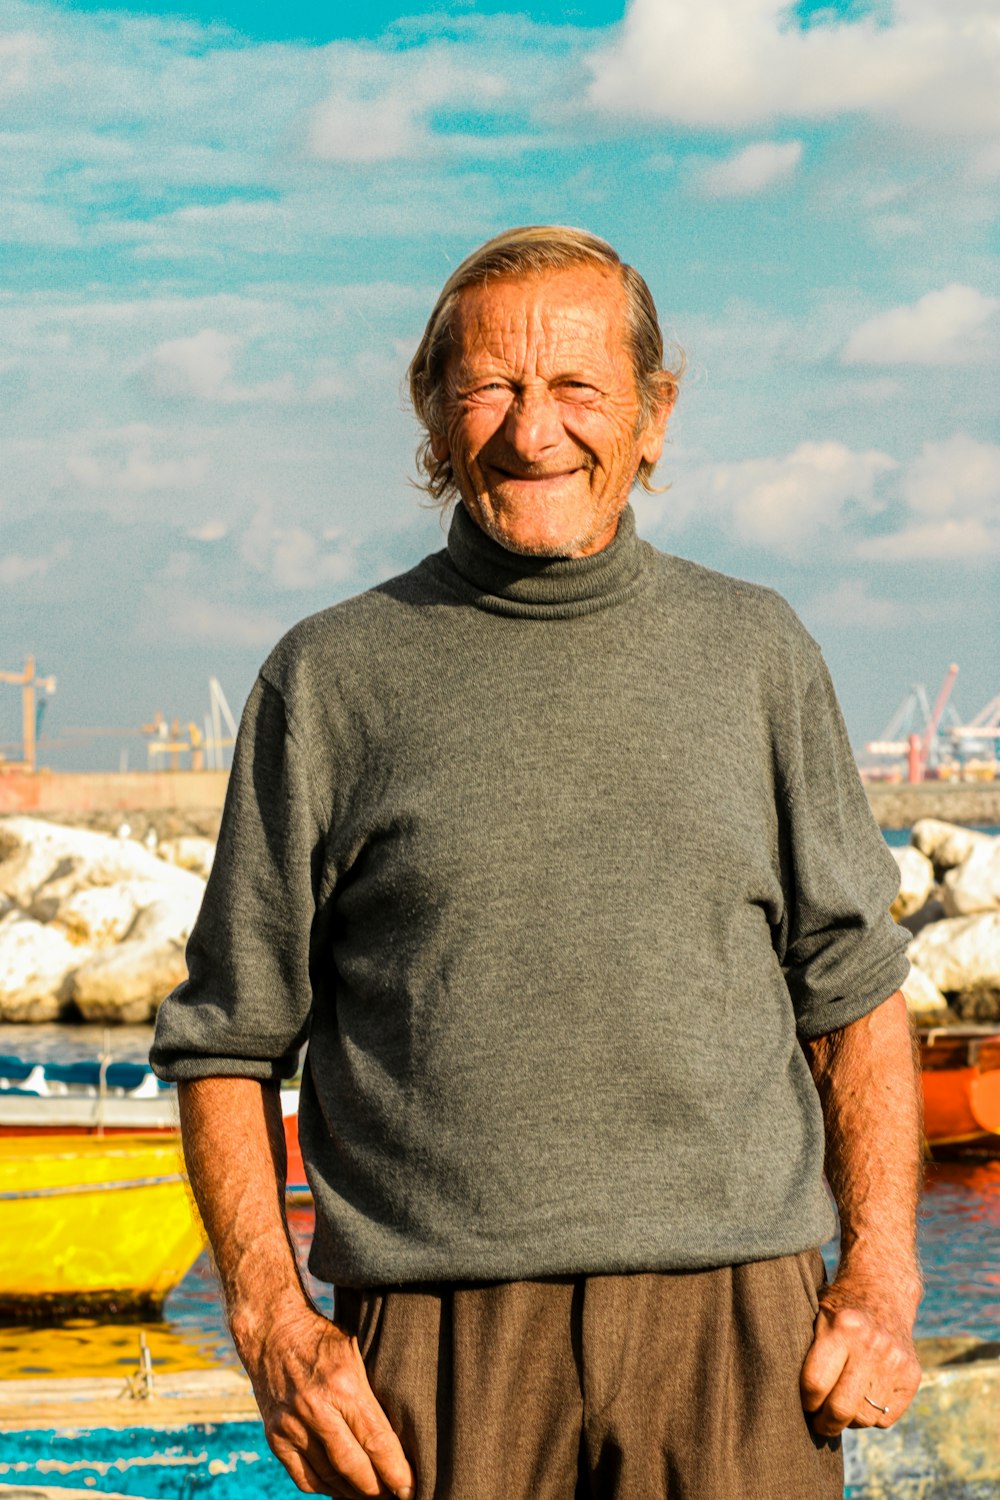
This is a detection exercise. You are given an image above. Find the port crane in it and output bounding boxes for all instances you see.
[1,671,237,773]
[946,687,1000,771]
[863,665,960,783]
[0,657,57,773]
[142,679,238,770]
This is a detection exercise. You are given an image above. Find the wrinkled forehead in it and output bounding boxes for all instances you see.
[448,264,631,370]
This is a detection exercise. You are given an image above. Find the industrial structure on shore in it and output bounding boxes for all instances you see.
[859,664,1000,786]
[3,653,999,789]
[0,659,237,776]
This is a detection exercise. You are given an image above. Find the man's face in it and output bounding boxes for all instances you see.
[431,264,672,558]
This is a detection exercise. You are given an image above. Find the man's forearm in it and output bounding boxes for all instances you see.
[798,990,924,1435]
[177,1076,312,1360]
[177,1076,416,1497]
[804,989,923,1315]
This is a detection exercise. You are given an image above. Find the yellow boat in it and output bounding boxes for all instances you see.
[0,1134,206,1318]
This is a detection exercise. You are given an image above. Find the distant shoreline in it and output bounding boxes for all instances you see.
[2,767,1000,832]
[865,782,1000,830]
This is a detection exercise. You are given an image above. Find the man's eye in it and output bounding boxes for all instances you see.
[559,382,597,399]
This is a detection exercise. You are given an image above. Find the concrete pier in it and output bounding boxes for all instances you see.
[1,768,995,828]
[865,782,1000,830]
[0,770,228,819]
[845,1340,1000,1498]
[1,769,997,830]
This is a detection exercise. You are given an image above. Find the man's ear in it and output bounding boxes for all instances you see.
[430,432,450,462]
[640,376,676,467]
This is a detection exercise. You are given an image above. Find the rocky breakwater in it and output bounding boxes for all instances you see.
[3,812,999,1031]
[893,819,1000,1025]
[0,817,215,1024]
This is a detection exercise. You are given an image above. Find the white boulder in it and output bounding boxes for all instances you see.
[940,837,1000,919]
[907,911,1000,995]
[0,816,203,915]
[0,818,83,909]
[70,940,188,1024]
[157,835,215,879]
[910,819,993,873]
[901,964,950,1026]
[49,882,143,948]
[0,815,207,1024]
[890,846,936,921]
[0,915,91,1021]
[67,886,202,1024]
[48,879,203,948]
[129,890,203,946]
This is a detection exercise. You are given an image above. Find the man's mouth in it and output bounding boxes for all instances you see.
[487,465,581,483]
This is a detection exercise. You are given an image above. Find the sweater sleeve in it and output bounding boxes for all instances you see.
[150,674,328,1082]
[776,654,911,1040]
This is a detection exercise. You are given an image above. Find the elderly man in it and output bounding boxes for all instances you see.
[151,226,922,1500]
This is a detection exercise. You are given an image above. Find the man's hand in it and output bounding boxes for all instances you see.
[236,1301,415,1499]
[800,991,924,1437]
[177,1077,415,1498]
[800,1274,922,1437]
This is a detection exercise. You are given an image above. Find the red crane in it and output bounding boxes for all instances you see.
[908,663,959,784]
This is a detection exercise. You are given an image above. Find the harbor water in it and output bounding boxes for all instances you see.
[0,1020,997,1380]
[0,1157,995,1380]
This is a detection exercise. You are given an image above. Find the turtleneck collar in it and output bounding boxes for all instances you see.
[441,501,649,620]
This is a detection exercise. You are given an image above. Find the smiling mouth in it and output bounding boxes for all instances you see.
[488,465,582,482]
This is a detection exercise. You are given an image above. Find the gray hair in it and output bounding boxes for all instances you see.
[408,225,682,502]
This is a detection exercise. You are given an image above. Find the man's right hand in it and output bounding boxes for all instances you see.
[175,1079,415,1499]
[237,1301,416,1499]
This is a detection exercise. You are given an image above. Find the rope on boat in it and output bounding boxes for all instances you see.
[0,1174,187,1201]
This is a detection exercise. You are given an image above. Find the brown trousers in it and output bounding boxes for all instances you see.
[336,1250,843,1500]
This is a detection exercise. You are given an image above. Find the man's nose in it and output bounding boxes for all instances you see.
[502,388,563,462]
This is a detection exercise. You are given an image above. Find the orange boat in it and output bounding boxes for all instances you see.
[919,1026,1000,1153]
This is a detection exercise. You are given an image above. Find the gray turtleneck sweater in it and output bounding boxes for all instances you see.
[151,504,909,1288]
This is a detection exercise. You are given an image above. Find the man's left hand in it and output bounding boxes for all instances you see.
[800,1277,922,1437]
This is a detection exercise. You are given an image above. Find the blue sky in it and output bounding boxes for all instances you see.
[1,0,997,769]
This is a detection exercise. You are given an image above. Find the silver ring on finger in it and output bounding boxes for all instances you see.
[865,1396,890,1414]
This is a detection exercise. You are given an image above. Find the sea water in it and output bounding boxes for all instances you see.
[0,991,998,1382]
[0,1166,996,1500]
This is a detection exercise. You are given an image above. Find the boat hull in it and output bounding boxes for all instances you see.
[0,1134,205,1318]
[919,1027,1000,1154]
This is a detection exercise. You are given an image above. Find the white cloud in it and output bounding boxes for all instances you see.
[307,45,509,163]
[308,89,422,164]
[842,285,1000,365]
[804,579,905,629]
[0,32,44,99]
[0,552,48,585]
[971,141,1000,180]
[857,517,999,562]
[155,594,290,649]
[147,329,238,400]
[901,433,1000,519]
[146,329,295,404]
[65,434,209,494]
[240,503,357,592]
[643,441,896,555]
[697,140,803,197]
[643,431,1000,565]
[305,373,348,403]
[188,520,227,542]
[855,435,1000,560]
[588,0,1000,139]
[723,442,895,552]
